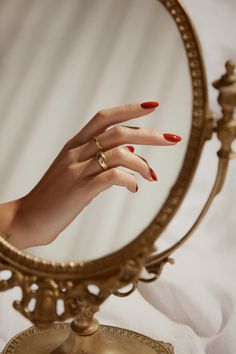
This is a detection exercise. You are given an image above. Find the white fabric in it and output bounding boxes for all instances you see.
[0,0,236,353]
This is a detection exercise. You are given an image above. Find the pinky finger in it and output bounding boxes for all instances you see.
[88,168,138,196]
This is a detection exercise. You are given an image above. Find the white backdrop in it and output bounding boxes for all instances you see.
[0,1,236,353]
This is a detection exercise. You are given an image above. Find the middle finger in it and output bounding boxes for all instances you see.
[75,125,182,162]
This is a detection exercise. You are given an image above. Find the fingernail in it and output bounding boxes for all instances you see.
[135,184,139,192]
[137,155,156,181]
[123,125,140,129]
[137,154,148,164]
[150,168,158,181]
[126,145,135,153]
[163,133,182,143]
[141,101,159,109]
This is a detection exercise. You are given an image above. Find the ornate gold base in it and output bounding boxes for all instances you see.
[2,323,174,354]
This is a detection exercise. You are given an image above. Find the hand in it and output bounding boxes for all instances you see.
[0,102,181,249]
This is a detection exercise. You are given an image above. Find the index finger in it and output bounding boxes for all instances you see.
[69,101,159,147]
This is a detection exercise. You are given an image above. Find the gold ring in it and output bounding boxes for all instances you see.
[97,151,108,171]
[93,136,103,151]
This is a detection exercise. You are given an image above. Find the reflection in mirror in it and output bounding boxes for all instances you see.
[0,0,191,262]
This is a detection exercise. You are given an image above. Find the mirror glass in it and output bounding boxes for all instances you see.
[0,0,192,262]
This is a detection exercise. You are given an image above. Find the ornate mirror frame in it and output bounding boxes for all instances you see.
[0,0,235,347]
[0,0,209,326]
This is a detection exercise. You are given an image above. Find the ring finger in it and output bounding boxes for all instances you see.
[80,146,158,182]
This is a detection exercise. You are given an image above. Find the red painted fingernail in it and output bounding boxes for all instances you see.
[141,101,159,109]
[126,145,135,153]
[163,133,182,143]
[150,168,158,181]
[137,155,148,164]
[135,184,138,192]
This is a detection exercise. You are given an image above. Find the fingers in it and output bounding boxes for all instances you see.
[87,168,138,197]
[75,125,182,162]
[67,102,159,148]
[80,146,158,182]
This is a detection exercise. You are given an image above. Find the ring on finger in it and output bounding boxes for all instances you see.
[93,136,104,151]
[97,151,109,171]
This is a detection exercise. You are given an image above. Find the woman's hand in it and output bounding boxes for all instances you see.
[0,102,181,249]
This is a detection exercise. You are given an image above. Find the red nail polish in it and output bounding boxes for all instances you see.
[135,184,138,192]
[150,168,158,181]
[163,133,182,143]
[126,145,135,153]
[137,154,148,164]
[141,101,159,109]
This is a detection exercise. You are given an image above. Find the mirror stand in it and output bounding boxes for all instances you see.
[0,241,174,354]
[1,60,236,354]
[2,320,174,354]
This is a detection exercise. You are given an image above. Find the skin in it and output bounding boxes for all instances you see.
[0,103,181,249]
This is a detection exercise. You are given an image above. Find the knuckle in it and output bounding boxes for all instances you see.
[118,147,128,161]
[149,128,158,138]
[65,164,78,180]
[95,109,108,120]
[113,125,126,139]
[112,147,125,161]
[108,168,120,181]
[65,149,76,163]
[62,140,71,150]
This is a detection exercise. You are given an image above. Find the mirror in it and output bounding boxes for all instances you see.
[0,0,192,262]
[3,1,235,353]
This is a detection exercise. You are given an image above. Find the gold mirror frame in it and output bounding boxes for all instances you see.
[0,0,208,274]
[0,0,208,323]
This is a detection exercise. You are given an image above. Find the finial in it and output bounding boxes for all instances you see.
[213,60,236,89]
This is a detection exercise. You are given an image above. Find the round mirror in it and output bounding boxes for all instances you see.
[0,0,205,263]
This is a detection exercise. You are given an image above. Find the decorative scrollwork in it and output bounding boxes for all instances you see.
[0,245,154,329]
[140,258,175,284]
[0,262,23,291]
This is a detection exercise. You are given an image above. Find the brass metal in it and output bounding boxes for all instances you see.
[145,60,236,275]
[1,2,235,354]
[2,323,174,354]
[213,60,236,159]
[93,136,104,151]
[0,247,154,328]
[97,151,108,171]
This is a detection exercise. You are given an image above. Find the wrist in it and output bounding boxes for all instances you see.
[0,197,32,249]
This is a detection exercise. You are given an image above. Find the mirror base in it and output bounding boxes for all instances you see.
[2,323,174,354]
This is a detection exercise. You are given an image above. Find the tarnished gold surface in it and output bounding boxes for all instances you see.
[2,324,174,354]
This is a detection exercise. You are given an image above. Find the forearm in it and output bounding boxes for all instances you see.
[0,199,29,249]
